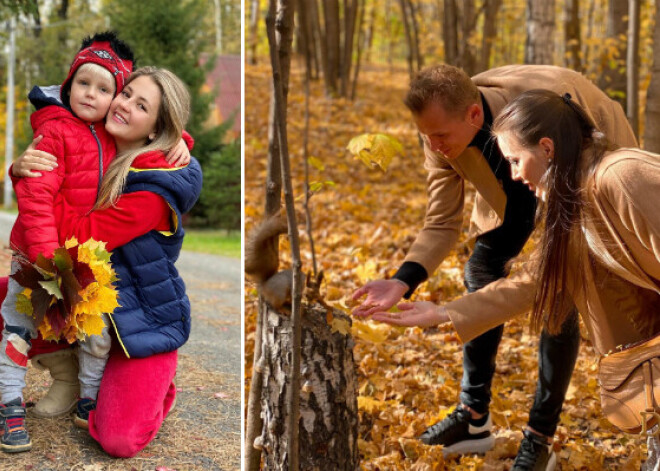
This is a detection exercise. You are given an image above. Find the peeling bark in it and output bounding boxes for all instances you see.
[259,302,359,470]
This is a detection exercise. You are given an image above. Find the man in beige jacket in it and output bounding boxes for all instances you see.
[353,64,636,469]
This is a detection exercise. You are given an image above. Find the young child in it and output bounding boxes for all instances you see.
[0,32,134,453]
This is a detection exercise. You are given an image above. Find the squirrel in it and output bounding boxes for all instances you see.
[245,212,293,310]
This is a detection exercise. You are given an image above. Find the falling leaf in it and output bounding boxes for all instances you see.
[308,156,325,171]
[347,133,404,172]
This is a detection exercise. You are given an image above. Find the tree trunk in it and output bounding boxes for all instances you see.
[459,0,477,74]
[364,4,376,64]
[298,0,314,82]
[350,0,367,100]
[626,0,640,138]
[246,1,297,468]
[340,0,358,97]
[399,0,415,78]
[443,0,459,65]
[525,0,555,64]
[310,0,325,80]
[598,0,628,110]
[480,0,502,72]
[644,0,660,152]
[582,0,596,71]
[563,0,581,71]
[248,0,260,65]
[322,0,340,95]
[259,302,359,470]
[409,0,423,70]
[265,0,306,467]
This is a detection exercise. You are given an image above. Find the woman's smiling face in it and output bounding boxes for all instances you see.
[105,75,162,152]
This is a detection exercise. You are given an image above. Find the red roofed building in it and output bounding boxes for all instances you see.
[202,54,241,139]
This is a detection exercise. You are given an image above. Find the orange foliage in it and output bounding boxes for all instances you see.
[244,62,646,469]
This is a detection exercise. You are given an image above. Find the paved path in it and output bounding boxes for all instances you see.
[0,211,241,469]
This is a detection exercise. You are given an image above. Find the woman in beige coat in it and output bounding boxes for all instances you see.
[371,89,660,467]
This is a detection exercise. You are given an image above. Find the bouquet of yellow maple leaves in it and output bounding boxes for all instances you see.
[11,237,119,343]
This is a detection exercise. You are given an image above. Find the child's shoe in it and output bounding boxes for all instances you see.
[74,397,96,430]
[0,399,32,453]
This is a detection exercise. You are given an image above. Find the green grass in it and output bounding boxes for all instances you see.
[182,229,241,258]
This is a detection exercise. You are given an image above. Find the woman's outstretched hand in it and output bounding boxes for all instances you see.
[13,135,58,177]
[371,301,450,328]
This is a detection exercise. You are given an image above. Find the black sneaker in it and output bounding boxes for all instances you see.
[512,429,557,471]
[74,397,96,430]
[418,406,494,456]
[0,398,32,453]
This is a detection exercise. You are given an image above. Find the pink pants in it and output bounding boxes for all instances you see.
[88,345,178,458]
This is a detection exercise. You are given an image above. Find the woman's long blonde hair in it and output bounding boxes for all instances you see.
[96,66,191,209]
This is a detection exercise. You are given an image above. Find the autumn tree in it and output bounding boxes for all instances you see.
[525,0,555,64]
[105,0,231,227]
[398,0,422,78]
[480,0,503,72]
[245,0,358,468]
[563,0,581,71]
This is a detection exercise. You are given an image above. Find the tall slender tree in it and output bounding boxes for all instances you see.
[564,0,581,71]
[525,0,555,64]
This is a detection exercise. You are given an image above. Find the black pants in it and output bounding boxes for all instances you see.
[458,195,580,437]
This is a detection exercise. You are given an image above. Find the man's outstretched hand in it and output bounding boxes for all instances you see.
[351,279,408,318]
[371,301,449,328]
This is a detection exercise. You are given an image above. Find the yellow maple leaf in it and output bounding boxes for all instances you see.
[330,317,351,336]
[15,289,33,316]
[80,314,106,338]
[347,133,404,172]
[64,237,79,249]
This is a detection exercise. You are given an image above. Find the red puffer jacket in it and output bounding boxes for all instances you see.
[10,103,116,262]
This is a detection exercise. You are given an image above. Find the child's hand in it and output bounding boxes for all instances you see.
[165,138,191,167]
[13,135,58,177]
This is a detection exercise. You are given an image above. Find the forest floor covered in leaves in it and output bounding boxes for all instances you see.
[244,62,646,470]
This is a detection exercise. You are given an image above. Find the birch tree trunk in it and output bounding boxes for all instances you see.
[563,0,581,71]
[259,303,359,470]
[525,0,555,64]
[643,0,660,152]
[245,1,296,469]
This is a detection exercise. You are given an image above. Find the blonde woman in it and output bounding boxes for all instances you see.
[19,67,202,457]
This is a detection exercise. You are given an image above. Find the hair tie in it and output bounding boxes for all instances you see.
[562,93,572,104]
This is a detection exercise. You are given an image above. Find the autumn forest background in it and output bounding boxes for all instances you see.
[245,0,660,469]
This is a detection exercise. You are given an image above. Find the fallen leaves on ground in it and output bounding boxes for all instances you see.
[244,62,645,469]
